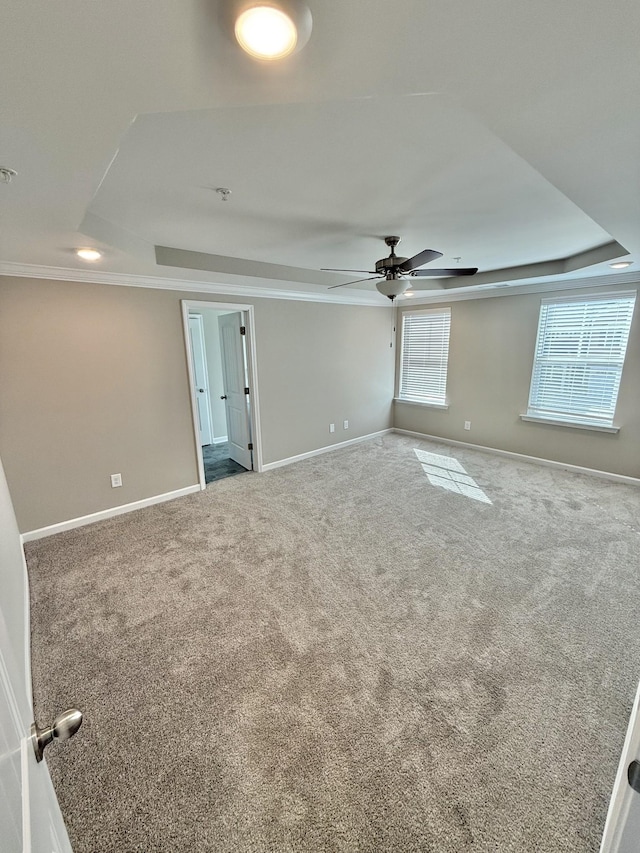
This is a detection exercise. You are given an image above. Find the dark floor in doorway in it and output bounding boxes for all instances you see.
[202,442,247,484]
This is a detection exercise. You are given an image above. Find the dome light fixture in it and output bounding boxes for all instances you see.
[231,1,312,60]
[376,277,411,301]
[76,248,102,261]
[609,261,633,269]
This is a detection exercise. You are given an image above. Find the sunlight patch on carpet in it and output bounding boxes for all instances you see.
[414,449,492,504]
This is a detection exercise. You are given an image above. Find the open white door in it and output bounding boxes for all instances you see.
[218,312,252,470]
[188,315,213,446]
[0,458,74,852]
[600,682,640,852]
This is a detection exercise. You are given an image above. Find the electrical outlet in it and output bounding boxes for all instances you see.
[329,423,335,433]
[464,421,471,431]
[343,420,349,430]
[110,473,122,488]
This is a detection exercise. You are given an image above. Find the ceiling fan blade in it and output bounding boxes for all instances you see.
[411,267,478,277]
[328,276,382,289]
[397,249,443,273]
[321,267,378,274]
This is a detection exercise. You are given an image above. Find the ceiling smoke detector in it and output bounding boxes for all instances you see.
[0,167,17,184]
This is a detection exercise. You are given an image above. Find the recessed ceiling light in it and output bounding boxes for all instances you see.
[76,248,102,261]
[235,6,298,59]
[609,261,633,269]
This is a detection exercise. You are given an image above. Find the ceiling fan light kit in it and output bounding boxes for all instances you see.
[230,0,312,60]
[376,277,412,300]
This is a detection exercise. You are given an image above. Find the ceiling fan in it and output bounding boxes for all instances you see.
[323,236,478,300]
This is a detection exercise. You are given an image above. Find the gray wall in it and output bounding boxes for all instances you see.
[3,273,635,535]
[0,277,394,532]
[395,284,640,478]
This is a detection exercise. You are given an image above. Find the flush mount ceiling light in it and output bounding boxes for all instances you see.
[75,248,102,261]
[236,7,296,58]
[230,1,312,60]
[609,261,633,269]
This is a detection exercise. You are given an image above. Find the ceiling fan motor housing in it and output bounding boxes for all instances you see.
[375,255,408,274]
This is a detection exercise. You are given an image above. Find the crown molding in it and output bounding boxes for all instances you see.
[0,261,385,307]
[2,261,639,309]
[399,269,640,307]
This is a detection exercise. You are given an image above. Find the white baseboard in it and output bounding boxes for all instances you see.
[262,429,394,472]
[211,436,228,445]
[21,484,201,542]
[393,429,640,486]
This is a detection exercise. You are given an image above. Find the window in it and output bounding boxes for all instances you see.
[526,292,636,429]
[398,308,451,406]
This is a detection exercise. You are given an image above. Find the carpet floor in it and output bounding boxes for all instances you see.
[26,434,640,852]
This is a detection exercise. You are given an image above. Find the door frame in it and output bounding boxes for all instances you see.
[181,300,264,487]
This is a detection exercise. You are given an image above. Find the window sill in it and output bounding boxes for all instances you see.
[520,414,619,434]
[394,398,449,411]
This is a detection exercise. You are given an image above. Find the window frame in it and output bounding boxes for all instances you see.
[395,306,452,409]
[523,290,636,432]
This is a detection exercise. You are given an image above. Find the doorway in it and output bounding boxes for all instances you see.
[182,301,263,488]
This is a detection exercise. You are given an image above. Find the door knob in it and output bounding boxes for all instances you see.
[31,709,83,763]
[220,395,228,399]
[197,388,205,393]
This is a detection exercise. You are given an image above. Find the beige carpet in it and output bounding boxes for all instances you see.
[26,434,640,852]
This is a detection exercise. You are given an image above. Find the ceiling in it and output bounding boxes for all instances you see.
[1,0,639,304]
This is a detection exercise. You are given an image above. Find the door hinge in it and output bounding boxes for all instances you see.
[244,387,250,395]
[240,325,246,335]
[248,442,253,451]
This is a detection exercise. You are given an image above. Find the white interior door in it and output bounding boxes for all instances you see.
[188,315,213,446]
[0,458,72,853]
[218,313,252,470]
[600,681,640,852]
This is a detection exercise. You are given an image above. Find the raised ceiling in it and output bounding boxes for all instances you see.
[1,0,638,303]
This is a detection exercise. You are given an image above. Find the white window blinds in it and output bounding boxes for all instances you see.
[527,292,636,427]
[399,308,451,405]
